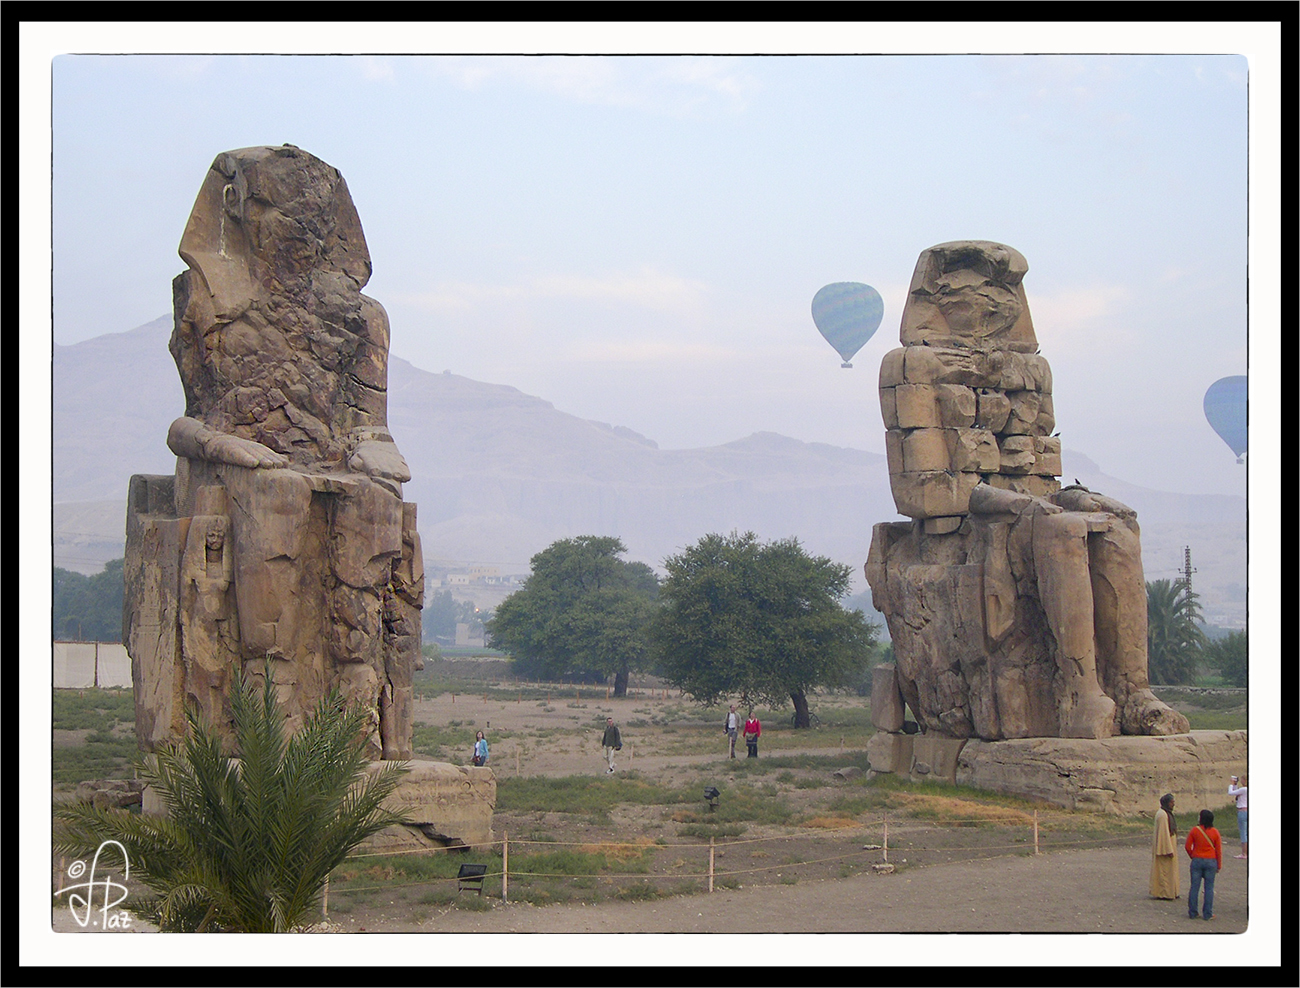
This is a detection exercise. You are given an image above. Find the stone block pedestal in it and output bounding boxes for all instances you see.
[866,729,1248,815]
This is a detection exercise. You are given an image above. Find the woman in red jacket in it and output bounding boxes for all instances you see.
[1184,808,1223,921]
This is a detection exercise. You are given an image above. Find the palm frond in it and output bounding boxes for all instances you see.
[54,665,409,932]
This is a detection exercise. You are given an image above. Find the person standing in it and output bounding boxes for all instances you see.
[601,717,622,774]
[1149,793,1179,900]
[724,705,740,758]
[472,730,489,767]
[1185,808,1223,920]
[743,712,762,758]
[1228,775,1248,859]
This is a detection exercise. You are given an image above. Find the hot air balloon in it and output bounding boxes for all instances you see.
[1203,375,1247,463]
[811,282,884,368]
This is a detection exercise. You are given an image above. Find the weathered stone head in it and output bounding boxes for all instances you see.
[169,145,398,477]
[900,240,1036,351]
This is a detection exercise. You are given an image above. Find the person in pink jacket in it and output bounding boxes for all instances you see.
[743,714,762,758]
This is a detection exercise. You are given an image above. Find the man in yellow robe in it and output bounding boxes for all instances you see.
[1150,792,1179,899]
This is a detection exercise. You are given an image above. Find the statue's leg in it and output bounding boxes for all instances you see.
[1031,511,1116,738]
[1089,523,1190,735]
[328,479,404,759]
[226,468,313,659]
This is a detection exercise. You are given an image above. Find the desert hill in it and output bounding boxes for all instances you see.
[52,318,1245,626]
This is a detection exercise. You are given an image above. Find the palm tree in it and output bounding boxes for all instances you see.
[1146,579,1208,685]
[54,668,408,932]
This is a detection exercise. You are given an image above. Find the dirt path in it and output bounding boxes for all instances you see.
[50,846,1248,936]
[317,845,1248,935]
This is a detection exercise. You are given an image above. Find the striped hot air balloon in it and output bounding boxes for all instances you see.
[811,282,884,367]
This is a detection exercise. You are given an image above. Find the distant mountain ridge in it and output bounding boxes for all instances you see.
[52,317,1246,627]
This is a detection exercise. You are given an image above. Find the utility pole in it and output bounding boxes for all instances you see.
[1181,546,1197,593]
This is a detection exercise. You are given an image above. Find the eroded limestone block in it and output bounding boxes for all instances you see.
[901,429,951,473]
[934,384,977,428]
[976,390,1012,432]
[909,735,968,784]
[955,732,1247,815]
[879,347,906,387]
[871,665,905,732]
[889,469,980,519]
[364,761,497,851]
[947,428,1000,474]
[894,384,942,429]
[866,731,914,775]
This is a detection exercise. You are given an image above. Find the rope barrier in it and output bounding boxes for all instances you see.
[328,812,1153,906]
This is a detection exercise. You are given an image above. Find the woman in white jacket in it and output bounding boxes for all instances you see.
[1228,775,1248,859]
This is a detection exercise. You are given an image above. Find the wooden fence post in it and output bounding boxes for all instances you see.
[502,833,509,903]
[883,818,889,863]
[1033,810,1040,856]
[322,873,329,916]
[708,838,715,893]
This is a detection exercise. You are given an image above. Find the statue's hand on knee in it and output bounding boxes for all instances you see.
[168,417,288,469]
[347,430,411,484]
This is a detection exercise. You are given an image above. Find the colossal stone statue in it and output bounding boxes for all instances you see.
[125,145,423,760]
[866,241,1188,741]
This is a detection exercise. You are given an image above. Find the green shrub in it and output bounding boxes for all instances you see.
[54,669,408,933]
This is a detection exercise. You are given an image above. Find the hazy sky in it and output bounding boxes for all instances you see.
[37,28,1275,499]
[19,22,1281,969]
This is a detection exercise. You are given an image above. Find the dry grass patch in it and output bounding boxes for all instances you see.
[800,815,860,830]
[892,792,1036,826]
[578,838,656,863]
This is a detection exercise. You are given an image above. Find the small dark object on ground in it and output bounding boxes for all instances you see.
[457,863,488,895]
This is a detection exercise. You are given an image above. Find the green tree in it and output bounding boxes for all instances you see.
[1203,629,1248,687]
[651,532,877,727]
[1146,578,1208,685]
[53,559,125,641]
[53,669,407,932]
[485,536,659,695]
[422,589,484,644]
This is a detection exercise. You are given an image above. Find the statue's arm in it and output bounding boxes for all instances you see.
[167,416,288,469]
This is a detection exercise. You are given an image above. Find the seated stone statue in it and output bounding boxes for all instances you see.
[866,241,1187,740]
[126,145,423,759]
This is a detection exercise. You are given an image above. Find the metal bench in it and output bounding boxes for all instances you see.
[456,863,488,895]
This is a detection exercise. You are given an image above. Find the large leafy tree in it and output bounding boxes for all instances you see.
[1203,629,1248,688]
[1146,578,1208,685]
[54,669,407,932]
[53,559,125,641]
[651,531,877,727]
[485,536,659,695]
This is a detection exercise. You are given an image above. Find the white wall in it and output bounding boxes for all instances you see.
[52,642,132,689]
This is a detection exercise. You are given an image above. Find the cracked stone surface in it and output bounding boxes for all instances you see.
[124,146,424,760]
[866,242,1189,742]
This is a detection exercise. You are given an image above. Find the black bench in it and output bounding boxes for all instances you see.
[456,863,488,895]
